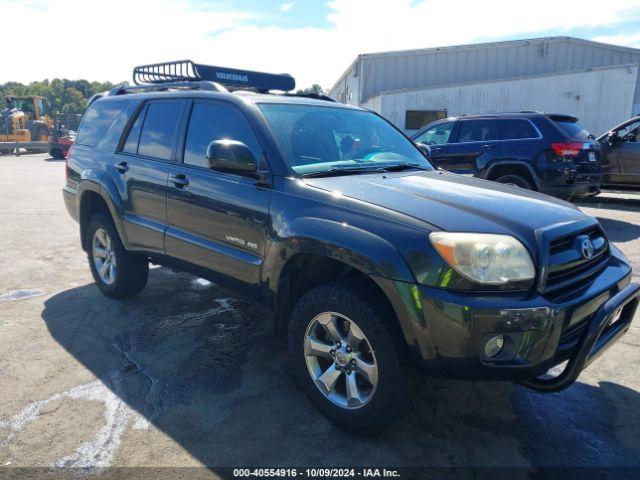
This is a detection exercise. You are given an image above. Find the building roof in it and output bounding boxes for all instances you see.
[329,36,640,99]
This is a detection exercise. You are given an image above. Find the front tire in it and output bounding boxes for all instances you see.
[288,280,411,433]
[86,214,149,299]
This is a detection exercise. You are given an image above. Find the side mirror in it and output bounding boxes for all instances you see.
[206,140,257,173]
[416,142,431,158]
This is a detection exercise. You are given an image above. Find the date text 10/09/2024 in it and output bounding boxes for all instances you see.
[232,469,401,478]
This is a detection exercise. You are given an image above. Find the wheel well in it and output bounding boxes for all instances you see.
[79,191,111,251]
[274,253,396,336]
[486,164,537,190]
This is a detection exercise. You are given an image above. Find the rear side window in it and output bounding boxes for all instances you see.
[122,105,147,154]
[76,100,128,147]
[552,118,590,140]
[184,101,261,169]
[456,120,498,143]
[501,119,539,140]
[134,101,184,160]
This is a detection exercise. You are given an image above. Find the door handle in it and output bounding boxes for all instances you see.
[115,161,128,173]
[481,144,496,150]
[170,173,189,188]
[431,147,444,153]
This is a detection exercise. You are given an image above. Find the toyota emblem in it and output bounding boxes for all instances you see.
[580,238,595,259]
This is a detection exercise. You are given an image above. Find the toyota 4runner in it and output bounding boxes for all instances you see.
[63,61,639,432]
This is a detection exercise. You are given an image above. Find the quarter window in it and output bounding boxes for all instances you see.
[136,101,184,160]
[456,120,498,143]
[184,102,261,169]
[501,119,538,140]
[76,100,128,147]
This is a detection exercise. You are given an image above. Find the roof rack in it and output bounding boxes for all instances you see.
[87,80,227,105]
[133,60,296,92]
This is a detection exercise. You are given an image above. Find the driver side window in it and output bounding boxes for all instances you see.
[414,121,455,146]
[618,121,640,143]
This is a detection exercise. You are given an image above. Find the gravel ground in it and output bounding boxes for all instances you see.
[1,154,639,479]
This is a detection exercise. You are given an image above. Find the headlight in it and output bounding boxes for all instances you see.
[429,232,535,285]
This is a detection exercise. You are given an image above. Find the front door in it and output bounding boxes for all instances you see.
[615,120,640,186]
[113,99,187,254]
[444,119,501,175]
[412,120,455,167]
[165,100,271,287]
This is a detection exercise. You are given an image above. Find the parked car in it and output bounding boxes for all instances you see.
[63,61,639,433]
[411,112,601,200]
[598,115,640,188]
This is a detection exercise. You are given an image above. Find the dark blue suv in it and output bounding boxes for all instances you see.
[411,112,601,200]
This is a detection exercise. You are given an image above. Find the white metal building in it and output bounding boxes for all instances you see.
[328,37,640,135]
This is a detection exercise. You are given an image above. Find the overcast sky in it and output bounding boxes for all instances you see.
[2,0,640,89]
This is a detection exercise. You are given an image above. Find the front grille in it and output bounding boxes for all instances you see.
[543,224,609,294]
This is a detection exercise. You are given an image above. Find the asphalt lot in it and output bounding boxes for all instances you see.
[1,153,640,478]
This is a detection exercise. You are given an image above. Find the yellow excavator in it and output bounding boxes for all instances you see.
[1,95,53,151]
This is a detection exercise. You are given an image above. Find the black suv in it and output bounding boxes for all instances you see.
[411,112,601,199]
[63,61,638,432]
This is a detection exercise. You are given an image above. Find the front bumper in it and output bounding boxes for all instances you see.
[375,248,637,389]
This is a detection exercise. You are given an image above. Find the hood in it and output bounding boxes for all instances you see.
[304,170,589,248]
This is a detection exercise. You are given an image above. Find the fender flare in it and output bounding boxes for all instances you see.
[77,170,128,250]
[265,217,417,335]
[482,161,541,190]
[266,217,416,290]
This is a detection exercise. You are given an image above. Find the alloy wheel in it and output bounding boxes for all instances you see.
[92,228,116,285]
[304,312,378,409]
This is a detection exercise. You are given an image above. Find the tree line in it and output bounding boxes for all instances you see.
[0,79,121,114]
[1,79,325,116]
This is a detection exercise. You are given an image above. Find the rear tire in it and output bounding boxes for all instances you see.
[287,280,411,433]
[49,148,64,160]
[86,214,148,299]
[494,173,533,190]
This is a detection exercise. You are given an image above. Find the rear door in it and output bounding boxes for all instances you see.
[412,120,455,166]
[498,118,543,165]
[165,99,271,287]
[444,119,500,175]
[114,99,187,254]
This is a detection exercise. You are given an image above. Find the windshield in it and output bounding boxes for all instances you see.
[258,103,433,175]
[553,119,591,140]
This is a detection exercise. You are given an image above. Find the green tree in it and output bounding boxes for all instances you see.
[1,78,125,115]
[296,84,325,96]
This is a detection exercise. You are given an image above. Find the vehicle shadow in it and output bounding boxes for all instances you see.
[39,268,640,475]
[596,217,640,242]
[575,195,640,212]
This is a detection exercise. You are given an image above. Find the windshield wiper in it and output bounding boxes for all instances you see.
[379,163,429,172]
[301,163,429,178]
[301,166,385,178]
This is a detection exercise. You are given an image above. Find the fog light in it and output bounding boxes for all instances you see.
[485,335,505,358]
